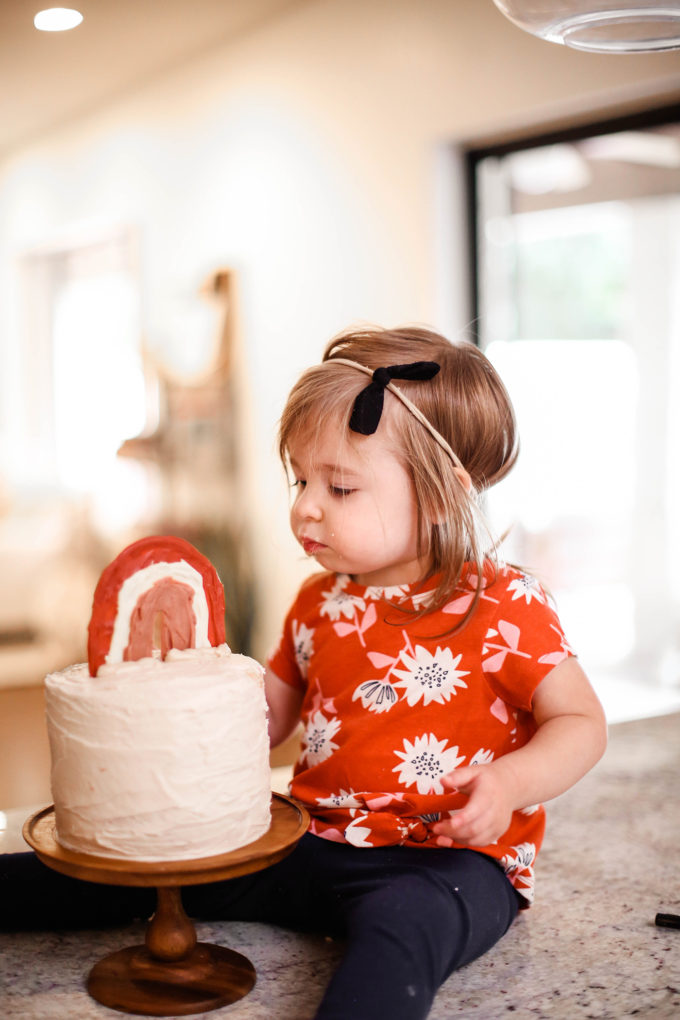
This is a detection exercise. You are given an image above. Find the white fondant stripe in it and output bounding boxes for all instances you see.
[106,559,211,664]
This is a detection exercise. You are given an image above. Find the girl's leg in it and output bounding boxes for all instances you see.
[0,852,155,929]
[2,838,519,1020]
[0,835,324,932]
[315,846,520,1020]
[182,832,330,928]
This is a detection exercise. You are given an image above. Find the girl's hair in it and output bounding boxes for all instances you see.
[278,325,519,629]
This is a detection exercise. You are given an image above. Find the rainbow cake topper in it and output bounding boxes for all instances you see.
[87,535,226,676]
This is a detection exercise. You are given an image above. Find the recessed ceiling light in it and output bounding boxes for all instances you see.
[34,8,84,32]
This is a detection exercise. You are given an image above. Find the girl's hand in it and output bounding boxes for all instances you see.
[431,657,608,848]
[430,764,516,847]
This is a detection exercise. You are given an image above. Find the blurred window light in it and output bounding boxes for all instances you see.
[485,335,639,671]
[473,119,680,701]
[580,130,680,169]
[52,271,146,493]
[14,230,155,533]
[485,338,638,535]
[506,144,592,196]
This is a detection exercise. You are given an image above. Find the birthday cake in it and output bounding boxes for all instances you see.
[44,536,271,862]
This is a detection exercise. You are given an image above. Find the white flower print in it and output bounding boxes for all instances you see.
[319,577,365,621]
[500,842,536,874]
[301,710,341,766]
[364,583,410,603]
[519,804,541,816]
[469,748,495,766]
[316,789,362,810]
[392,645,469,707]
[352,678,398,714]
[515,872,535,903]
[507,574,546,605]
[292,620,314,678]
[344,815,374,847]
[393,733,466,795]
[409,589,435,610]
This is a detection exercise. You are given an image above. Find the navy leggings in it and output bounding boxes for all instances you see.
[1,835,520,1020]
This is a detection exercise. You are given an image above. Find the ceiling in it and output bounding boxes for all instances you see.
[0,0,304,158]
[2,2,679,171]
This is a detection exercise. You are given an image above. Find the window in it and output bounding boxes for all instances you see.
[467,105,680,714]
[16,229,154,531]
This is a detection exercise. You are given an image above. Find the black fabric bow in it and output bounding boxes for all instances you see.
[348,361,440,435]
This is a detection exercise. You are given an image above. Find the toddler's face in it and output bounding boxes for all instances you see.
[287,419,427,588]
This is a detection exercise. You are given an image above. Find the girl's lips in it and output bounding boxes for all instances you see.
[301,537,327,555]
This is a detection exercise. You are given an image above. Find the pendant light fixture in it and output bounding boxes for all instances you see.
[491,1,680,52]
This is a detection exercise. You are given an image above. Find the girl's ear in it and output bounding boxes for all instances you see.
[454,466,472,493]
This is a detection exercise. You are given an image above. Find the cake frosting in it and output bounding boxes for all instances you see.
[46,645,271,861]
[44,536,272,862]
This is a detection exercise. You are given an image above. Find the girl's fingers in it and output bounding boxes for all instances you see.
[442,767,477,791]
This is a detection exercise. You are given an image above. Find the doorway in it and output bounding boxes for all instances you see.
[467,105,680,718]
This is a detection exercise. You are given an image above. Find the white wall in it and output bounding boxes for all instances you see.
[1,0,679,656]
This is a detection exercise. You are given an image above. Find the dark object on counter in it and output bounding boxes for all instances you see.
[655,912,680,929]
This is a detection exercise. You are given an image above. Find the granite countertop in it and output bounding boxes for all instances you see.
[0,803,342,1020]
[2,712,680,1018]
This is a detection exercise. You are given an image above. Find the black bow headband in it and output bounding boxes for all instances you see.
[348,361,441,435]
[327,356,465,469]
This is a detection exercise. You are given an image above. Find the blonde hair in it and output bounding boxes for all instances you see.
[278,325,519,630]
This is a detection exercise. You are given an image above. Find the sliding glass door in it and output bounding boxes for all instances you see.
[470,111,680,709]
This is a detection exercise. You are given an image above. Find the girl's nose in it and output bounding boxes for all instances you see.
[294,485,322,522]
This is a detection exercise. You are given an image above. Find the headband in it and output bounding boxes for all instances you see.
[328,357,466,471]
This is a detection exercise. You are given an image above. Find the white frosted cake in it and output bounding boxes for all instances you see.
[44,536,272,862]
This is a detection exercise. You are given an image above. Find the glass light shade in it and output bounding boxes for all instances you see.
[491,1,680,52]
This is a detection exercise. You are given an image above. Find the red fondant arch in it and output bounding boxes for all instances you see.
[87,535,226,676]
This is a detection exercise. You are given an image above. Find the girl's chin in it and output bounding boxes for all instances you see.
[308,548,349,574]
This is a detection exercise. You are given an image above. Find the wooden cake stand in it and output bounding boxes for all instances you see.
[24,793,309,1017]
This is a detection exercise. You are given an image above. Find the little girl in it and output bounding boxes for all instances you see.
[1,325,607,1020]
[263,324,606,1016]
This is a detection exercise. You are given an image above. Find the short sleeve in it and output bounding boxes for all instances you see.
[266,607,305,690]
[482,572,575,712]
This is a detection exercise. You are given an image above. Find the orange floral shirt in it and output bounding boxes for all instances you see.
[267,564,574,904]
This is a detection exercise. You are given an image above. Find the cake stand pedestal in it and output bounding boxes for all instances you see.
[24,793,309,1017]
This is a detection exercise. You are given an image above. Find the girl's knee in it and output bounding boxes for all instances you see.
[345,858,518,976]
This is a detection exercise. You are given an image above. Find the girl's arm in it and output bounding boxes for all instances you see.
[431,656,608,847]
[265,667,304,748]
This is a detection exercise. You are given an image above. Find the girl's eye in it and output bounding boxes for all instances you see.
[292,478,306,489]
[329,485,355,497]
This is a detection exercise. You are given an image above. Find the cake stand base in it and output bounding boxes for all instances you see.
[87,942,255,1016]
[24,794,309,1017]
[87,882,257,1016]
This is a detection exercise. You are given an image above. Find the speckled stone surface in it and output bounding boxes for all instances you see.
[2,712,679,1019]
